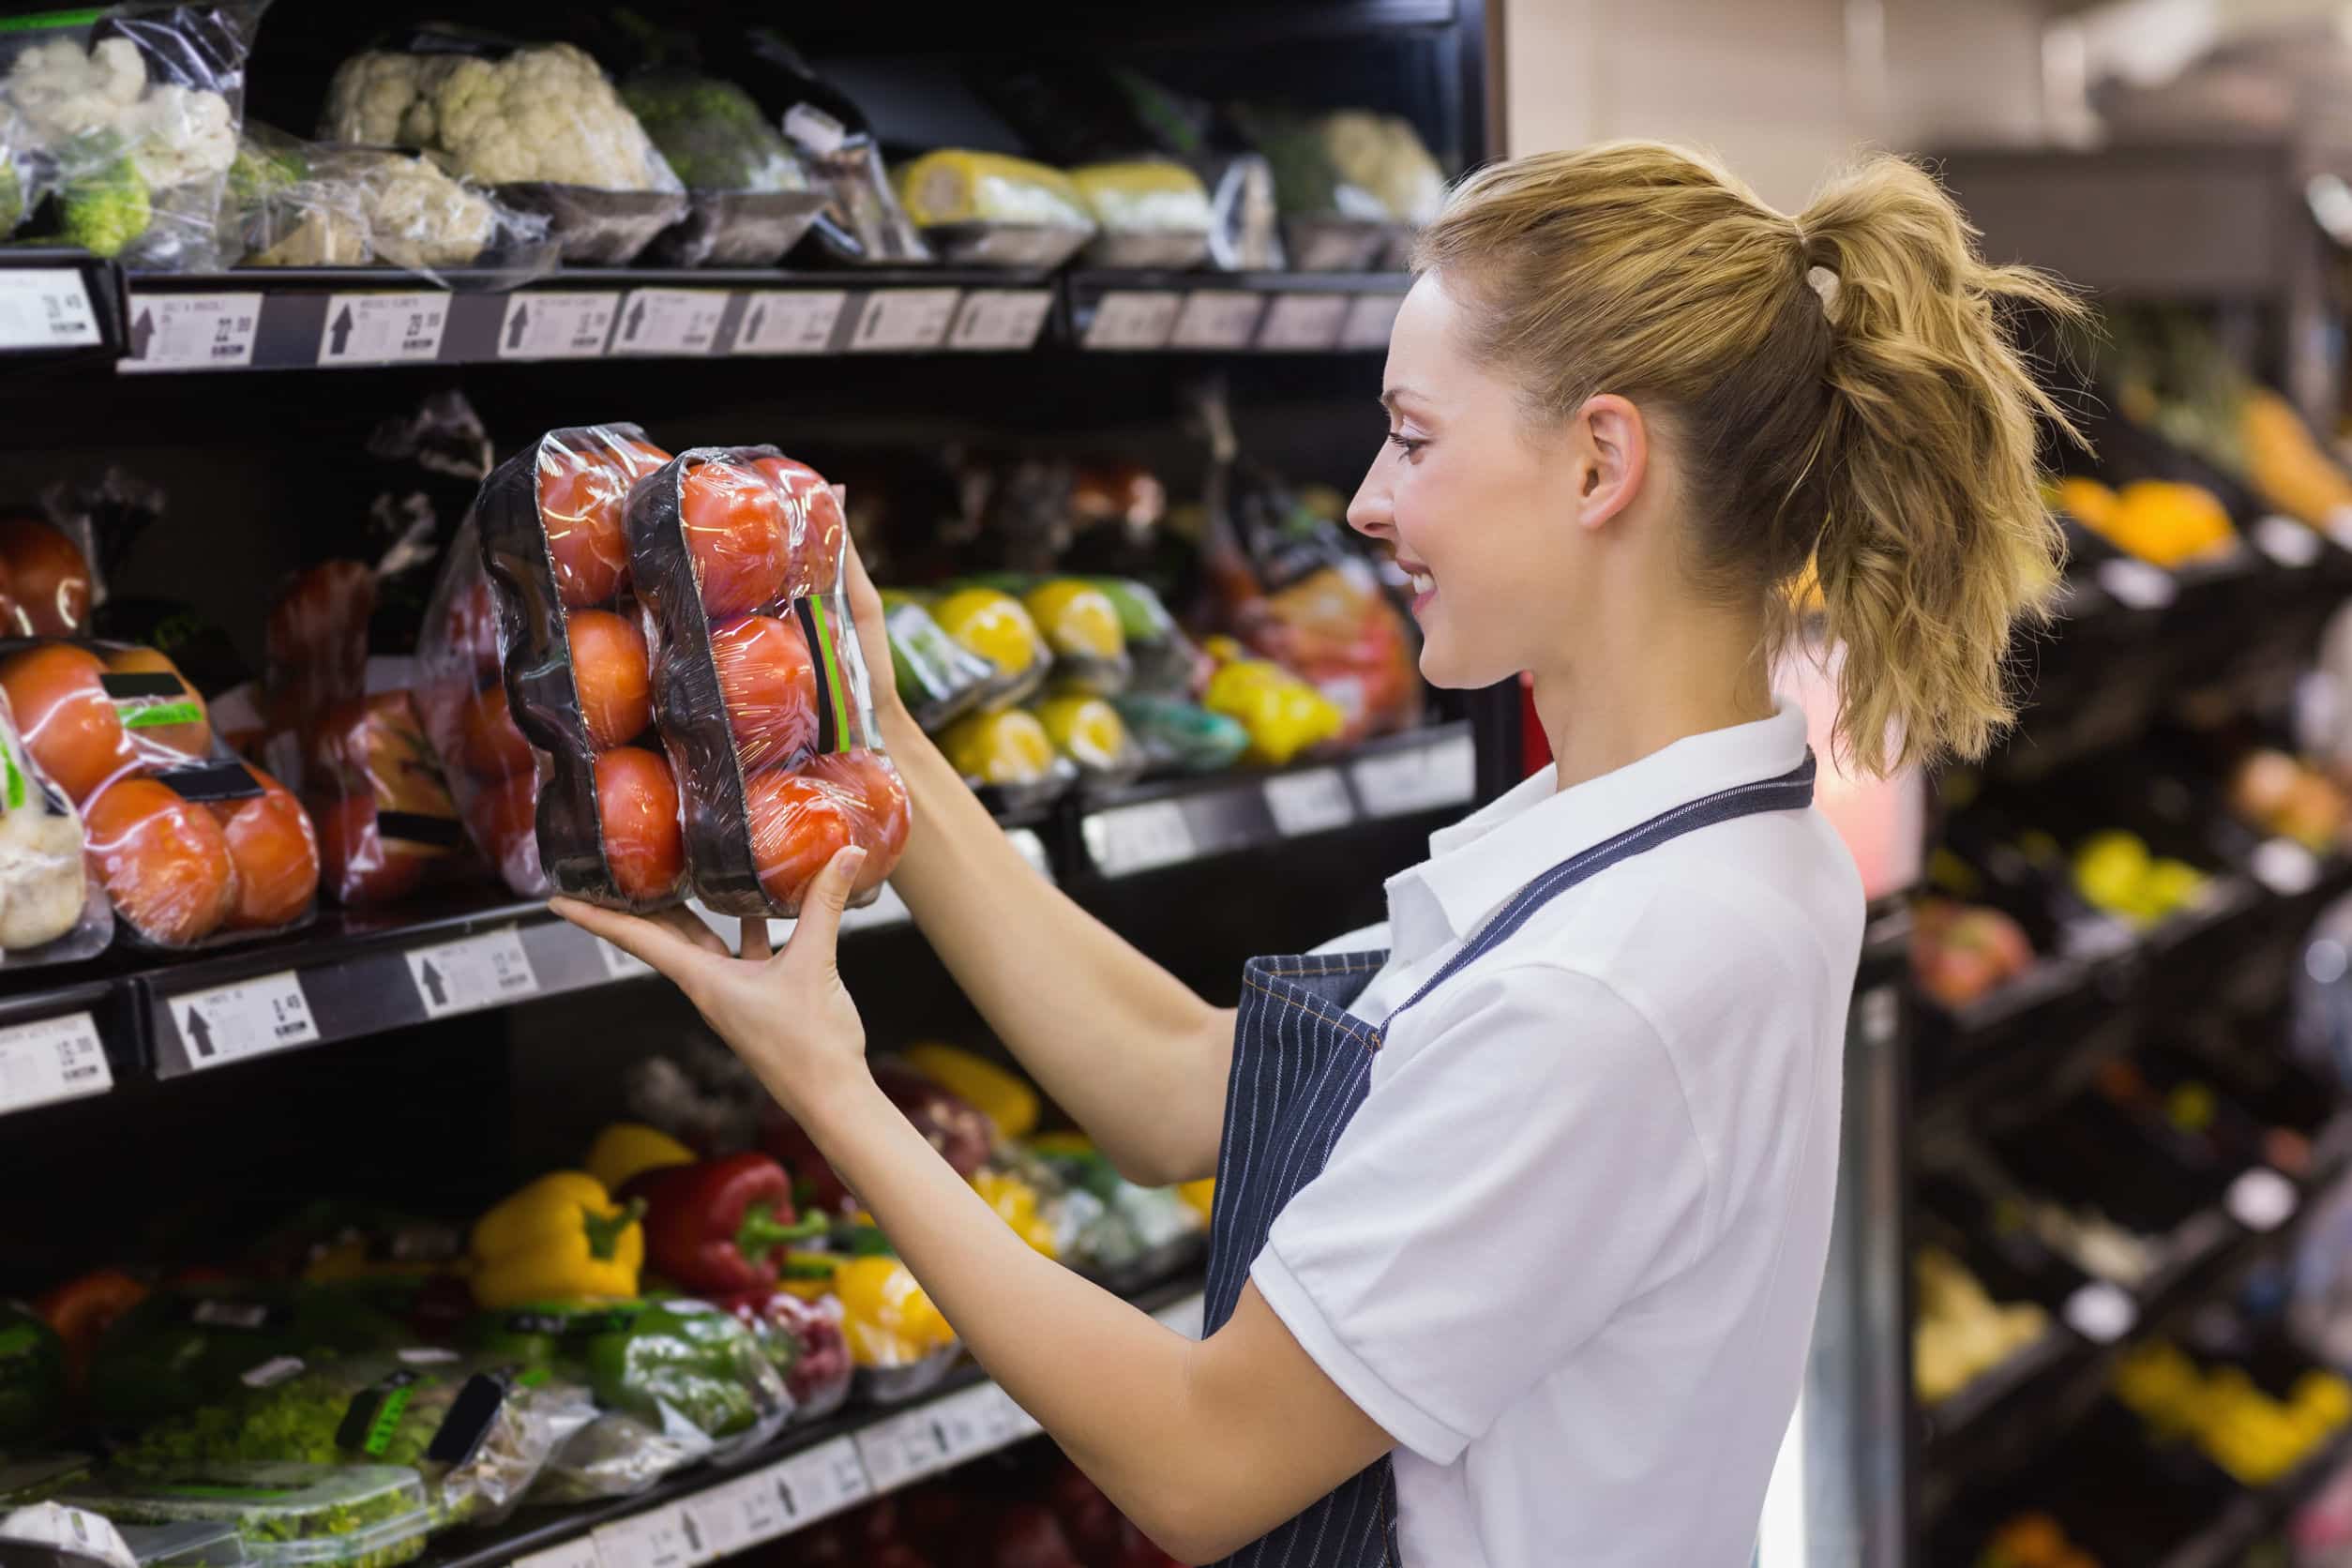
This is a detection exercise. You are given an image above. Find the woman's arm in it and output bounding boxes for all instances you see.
[555,865,1393,1565]
[850,551,1231,1186]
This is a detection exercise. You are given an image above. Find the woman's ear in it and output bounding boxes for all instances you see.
[1570,393,1650,532]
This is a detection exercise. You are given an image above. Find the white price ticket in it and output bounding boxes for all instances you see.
[119,293,263,372]
[498,292,619,359]
[2252,837,2322,897]
[1339,293,1403,351]
[406,927,539,1018]
[851,289,961,352]
[760,1438,870,1528]
[1087,801,1196,877]
[2094,558,2177,611]
[2062,1282,2137,1345]
[0,1012,110,1116]
[1263,768,1354,837]
[1351,733,1476,818]
[1256,293,1349,351]
[0,268,99,350]
[512,1539,599,1568]
[683,1473,788,1560]
[949,289,1055,351]
[2227,1168,2299,1232]
[2254,515,2324,568]
[854,1405,953,1492]
[734,291,848,354]
[612,290,728,355]
[316,294,447,366]
[1168,291,1265,350]
[1082,291,1182,351]
[171,972,317,1071]
[592,1504,699,1568]
[926,1384,1003,1466]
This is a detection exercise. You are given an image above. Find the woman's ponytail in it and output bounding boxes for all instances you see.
[1797,155,2081,774]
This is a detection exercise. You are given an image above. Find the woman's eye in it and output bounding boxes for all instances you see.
[1386,432,1427,460]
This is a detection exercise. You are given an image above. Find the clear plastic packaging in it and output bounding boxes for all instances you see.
[1229,106,1415,271]
[722,1290,850,1426]
[0,686,111,967]
[0,103,52,239]
[894,149,1095,270]
[1031,695,1143,789]
[880,591,995,734]
[616,67,828,264]
[1109,695,1248,776]
[623,449,909,917]
[465,427,676,908]
[938,709,1076,814]
[415,520,541,897]
[0,514,95,640]
[1071,161,1213,269]
[0,4,264,271]
[52,1463,430,1568]
[308,691,468,910]
[740,33,927,265]
[927,587,1051,712]
[489,183,686,267]
[118,1522,249,1568]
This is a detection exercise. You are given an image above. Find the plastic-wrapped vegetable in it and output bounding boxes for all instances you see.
[1229,105,1423,270]
[85,1286,413,1428]
[1199,641,1344,768]
[1020,579,1130,695]
[1071,160,1214,268]
[53,1463,433,1568]
[929,587,1050,711]
[0,513,96,639]
[415,519,541,897]
[623,449,910,916]
[0,104,52,238]
[234,132,557,283]
[1033,695,1143,787]
[0,1303,66,1447]
[817,1254,958,1402]
[739,31,927,265]
[308,693,467,910]
[619,68,823,267]
[1028,1133,1204,1282]
[0,686,111,965]
[895,149,1094,268]
[1110,694,1249,776]
[1084,578,1201,697]
[881,591,996,733]
[717,1289,850,1425]
[939,708,1075,812]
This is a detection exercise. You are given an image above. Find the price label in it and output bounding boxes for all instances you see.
[1087,801,1197,877]
[512,1539,598,1568]
[599,938,655,980]
[2094,558,2177,611]
[2227,1168,2299,1232]
[119,293,263,372]
[1339,293,1403,351]
[949,289,1054,351]
[0,268,99,350]
[592,1504,698,1568]
[1082,291,1182,351]
[682,1473,787,1560]
[1168,291,1265,350]
[1264,768,1354,837]
[851,289,961,353]
[497,292,619,359]
[316,293,448,366]
[760,1438,869,1528]
[1351,733,1476,818]
[406,927,539,1019]
[854,1405,953,1492]
[612,290,728,356]
[2062,1282,2136,1344]
[927,1384,1002,1465]
[2252,837,2322,897]
[1257,293,1349,352]
[2059,916,2136,962]
[0,1012,110,1116]
[240,1355,305,1389]
[840,882,912,934]
[1153,1293,1207,1340]
[1004,828,1054,883]
[735,291,848,354]
[171,972,317,1071]
[2254,515,2324,568]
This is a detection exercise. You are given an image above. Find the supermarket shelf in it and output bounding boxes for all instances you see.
[0,249,126,362]
[428,1277,1207,1568]
[2156,1417,2352,1568]
[100,263,1412,372]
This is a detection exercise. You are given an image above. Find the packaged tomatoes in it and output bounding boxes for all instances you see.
[625,447,907,916]
[309,689,470,908]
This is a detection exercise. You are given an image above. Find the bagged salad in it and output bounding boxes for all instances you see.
[52,1462,431,1568]
[84,1286,412,1428]
[619,68,824,267]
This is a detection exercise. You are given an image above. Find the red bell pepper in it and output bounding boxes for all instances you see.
[630,1153,827,1295]
[36,1268,148,1379]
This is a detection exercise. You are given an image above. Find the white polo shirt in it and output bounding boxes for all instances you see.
[1252,701,1863,1566]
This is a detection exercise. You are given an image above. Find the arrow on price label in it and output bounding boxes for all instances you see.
[746,304,765,339]
[185,1011,212,1058]
[328,305,354,356]
[417,961,447,1007]
[129,308,154,359]
[506,306,528,349]
[626,299,646,339]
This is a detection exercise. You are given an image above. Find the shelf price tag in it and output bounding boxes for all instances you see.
[851,289,961,352]
[735,291,848,354]
[498,292,619,359]
[119,293,263,372]
[2093,558,2177,611]
[1263,768,1354,838]
[2061,1282,2136,1344]
[682,1473,786,1560]
[2227,1168,2299,1232]
[612,290,728,356]
[1082,291,1181,351]
[1153,1293,1207,1341]
[1257,293,1349,352]
[2254,515,2324,568]
[761,1438,870,1528]
[316,293,448,366]
[1351,733,1476,818]
[1339,293,1403,351]
[1086,801,1196,877]
[0,1012,111,1116]
[854,1405,954,1492]
[593,1503,699,1568]
[949,289,1055,351]
[1169,290,1265,350]
[406,927,539,1019]
[171,972,317,1071]
[513,1538,600,1568]
[0,268,99,350]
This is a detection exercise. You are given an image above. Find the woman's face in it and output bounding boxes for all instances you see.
[1347,273,1598,690]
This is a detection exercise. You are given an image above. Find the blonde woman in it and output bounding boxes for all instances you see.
[564,143,2073,1566]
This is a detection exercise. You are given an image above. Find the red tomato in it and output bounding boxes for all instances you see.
[0,519,90,636]
[680,460,789,618]
[567,609,654,749]
[471,769,545,895]
[752,457,845,596]
[83,776,237,945]
[806,749,910,893]
[460,681,535,780]
[594,746,684,901]
[265,562,374,730]
[315,791,428,907]
[537,441,633,608]
[709,613,817,773]
[1,642,133,806]
[211,771,319,930]
[442,571,504,679]
[103,645,212,761]
[746,769,854,908]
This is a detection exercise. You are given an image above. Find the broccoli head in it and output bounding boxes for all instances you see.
[0,158,22,235]
[62,155,151,257]
[621,71,801,193]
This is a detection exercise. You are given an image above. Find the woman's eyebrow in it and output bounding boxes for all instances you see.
[1380,385,1424,413]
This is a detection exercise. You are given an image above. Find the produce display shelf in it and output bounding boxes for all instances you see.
[1063,268,1411,354]
[424,1277,1207,1568]
[2153,1416,2352,1568]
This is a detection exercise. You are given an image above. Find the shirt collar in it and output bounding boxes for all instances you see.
[1390,700,1812,948]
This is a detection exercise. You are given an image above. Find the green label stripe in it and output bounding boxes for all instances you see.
[364,1385,413,1455]
[120,701,204,730]
[3,751,20,813]
[804,597,853,756]
[0,9,105,30]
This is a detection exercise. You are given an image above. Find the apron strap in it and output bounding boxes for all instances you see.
[1381,749,1817,1030]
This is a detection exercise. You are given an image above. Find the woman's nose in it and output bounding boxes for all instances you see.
[1347,457,1392,539]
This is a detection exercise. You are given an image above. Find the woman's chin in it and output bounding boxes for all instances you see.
[1415,639,1499,692]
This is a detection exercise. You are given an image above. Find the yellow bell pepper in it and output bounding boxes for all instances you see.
[583,1123,696,1196]
[831,1256,956,1367]
[905,1044,1039,1139]
[972,1169,1059,1259]
[470,1172,645,1308]
[1177,1179,1215,1223]
[1203,652,1344,767]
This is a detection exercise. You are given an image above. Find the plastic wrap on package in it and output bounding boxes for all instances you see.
[0,686,110,966]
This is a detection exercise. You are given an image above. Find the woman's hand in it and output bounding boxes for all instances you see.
[550,846,870,1125]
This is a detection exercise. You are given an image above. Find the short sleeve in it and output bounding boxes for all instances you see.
[1250,966,1711,1464]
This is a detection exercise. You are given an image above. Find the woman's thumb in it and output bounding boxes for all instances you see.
[787,846,867,959]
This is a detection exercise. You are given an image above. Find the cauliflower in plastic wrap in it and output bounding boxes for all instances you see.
[4,37,146,143]
[362,152,496,267]
[323,43,680,193]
